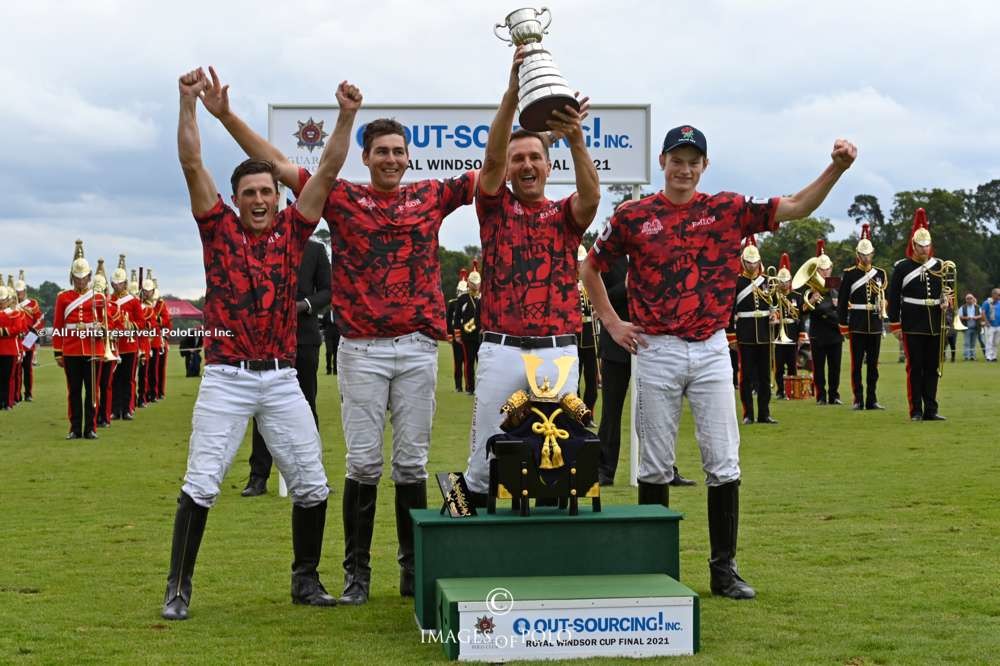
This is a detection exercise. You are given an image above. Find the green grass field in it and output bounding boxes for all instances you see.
[2,341,998,665]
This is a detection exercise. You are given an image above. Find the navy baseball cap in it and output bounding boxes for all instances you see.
[661,125,707,155]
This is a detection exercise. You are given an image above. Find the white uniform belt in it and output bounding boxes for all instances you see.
[849,303,876,310]
[903,297,942,306]
[736,310,771,319]
[64,322,100,330]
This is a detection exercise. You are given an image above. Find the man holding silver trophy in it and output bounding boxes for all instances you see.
[463,9,601,503]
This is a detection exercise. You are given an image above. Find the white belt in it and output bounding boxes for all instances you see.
[849,304,876,310]
[903,297,942,306]
[736,310,771,319]
[64,322,100,330]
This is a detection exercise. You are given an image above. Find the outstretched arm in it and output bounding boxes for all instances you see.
[547,101,599,229]
[200,67,355,190]
[480,48,524,196]
[775,139,857,222]
[295,82,362,220]
[177,68,219,215]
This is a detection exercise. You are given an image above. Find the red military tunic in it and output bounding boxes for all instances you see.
[53,289,107,359]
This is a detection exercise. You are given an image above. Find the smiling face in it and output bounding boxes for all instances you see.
[506,135,551,203]
[363,133,409,192]
[659,145,707,203]
[231,172,278,236]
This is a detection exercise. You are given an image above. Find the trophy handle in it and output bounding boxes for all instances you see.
[493,23,513,45]
[537,7,551,33]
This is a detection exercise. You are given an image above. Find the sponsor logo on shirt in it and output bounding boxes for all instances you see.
[538,205,560,220]
[641,218,663,235]
[358,197,377,210]
[689,216,716,229]
[400,199,423,209]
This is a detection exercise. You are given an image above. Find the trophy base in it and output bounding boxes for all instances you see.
[518,93,580,132]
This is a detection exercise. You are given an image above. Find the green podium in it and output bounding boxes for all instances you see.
[413,504,683,630]
[435,574,699,660]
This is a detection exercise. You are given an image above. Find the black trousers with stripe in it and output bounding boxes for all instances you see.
[902,333,940,418]
[848,333,881,406]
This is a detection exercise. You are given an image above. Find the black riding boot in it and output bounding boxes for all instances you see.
[291,500,337,606]
[394,482,427,597]
[637,481,669,507]
[162,492,209,620]
[339,479,378,605]
[707,481,756,599]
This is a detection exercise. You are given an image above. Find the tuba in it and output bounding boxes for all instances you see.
[792,257,826,310]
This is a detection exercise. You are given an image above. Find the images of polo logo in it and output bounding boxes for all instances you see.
[641,218,663,235]
[293,117,328,152]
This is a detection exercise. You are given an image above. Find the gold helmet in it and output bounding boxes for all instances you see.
[467,260,481,288]
[776,253,792,283]
[856,223,874,256]
[456,269,469,296]
[112,254,128,285]
[152,278,161,302]
[907,208,932,258]
[14,269,26,293]
[577,244,588,262]
[0,285,11,306]
[741,235,761,265]
[70,239,91,282]
[93,259,108,293]
[5,274,13,291]
[142,268,156,293]
[815,239,832,270]
[128,269,139,296]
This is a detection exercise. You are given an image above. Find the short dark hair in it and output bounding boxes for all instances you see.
[230,159,279,195]
[509,129,549,161]
[362,118,407,154]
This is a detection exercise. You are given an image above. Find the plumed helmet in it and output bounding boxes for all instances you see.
[577,245,587,262]
[70,239,91,280]
[112,254,128,284]
[907,208,932,259]
[128,269,139,296]
[741,234,760,264]
[815,239,832,270]
[467,260,481,287]
[856,223,874,255]
[776,252,792,282]
[14,269,26,293]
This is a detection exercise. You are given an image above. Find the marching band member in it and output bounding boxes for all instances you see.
[732,235,776,424]
[14,270,43,403]
[576,245,599,419]
[53,240,106,439]
[805,240,842,405]
[773,254,805,399]
[838,224,887,410]
[111,256,142,420]
[888,208,952,421]
[455,262,482,394]
[446,271,468,392]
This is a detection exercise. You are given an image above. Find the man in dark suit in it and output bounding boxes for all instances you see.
[322,309,340,375]
[596,255,693,487]
[242,239,332,496]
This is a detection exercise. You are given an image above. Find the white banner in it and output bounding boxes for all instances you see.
[268,104,651,185]
[452,597,694,661]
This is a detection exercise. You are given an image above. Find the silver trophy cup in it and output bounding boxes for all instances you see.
[494,6,580,132]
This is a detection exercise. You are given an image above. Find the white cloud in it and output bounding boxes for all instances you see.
[3,0,999,296]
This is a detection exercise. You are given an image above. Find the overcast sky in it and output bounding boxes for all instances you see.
[2,0,998,298]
